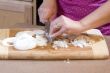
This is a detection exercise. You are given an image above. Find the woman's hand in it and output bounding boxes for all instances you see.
[50,15,86,38]
[38,0,57,23]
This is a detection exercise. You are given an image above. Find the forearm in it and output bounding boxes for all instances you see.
[43,0,56,4]
[80,0,110,31]
[42,0,57,8]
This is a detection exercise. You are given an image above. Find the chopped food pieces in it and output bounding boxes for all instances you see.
[1,29,100,50]
[35,35,48,47]
[71,35,95,48]
[52,40,68,49]
[71,39,91,48]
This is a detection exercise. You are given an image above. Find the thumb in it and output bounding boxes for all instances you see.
[51,26,66,38]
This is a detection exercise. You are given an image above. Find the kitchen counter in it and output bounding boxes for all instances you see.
[0,25,110,73]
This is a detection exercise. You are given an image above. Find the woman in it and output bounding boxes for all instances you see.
[38,0,110,38]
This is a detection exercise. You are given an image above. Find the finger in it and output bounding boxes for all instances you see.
[51,26,66,38]
[39,14,49,23]
[40,18,48,24]
[38,7,57,23]
[38,9,49,23]
[49,22,57,35]
[49,17,64,35]
[50,26,61,35]
[49,18,58,35]
[38,8,43,18]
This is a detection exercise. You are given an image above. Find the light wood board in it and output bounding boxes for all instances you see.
[0,28,109,60]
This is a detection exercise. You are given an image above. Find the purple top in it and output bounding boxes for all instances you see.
[57,0,110,35]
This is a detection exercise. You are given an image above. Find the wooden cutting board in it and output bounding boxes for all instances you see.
[0,28,109,60]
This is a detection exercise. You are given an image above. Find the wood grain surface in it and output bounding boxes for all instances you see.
[0,0,32,26]
[0,28,109,60]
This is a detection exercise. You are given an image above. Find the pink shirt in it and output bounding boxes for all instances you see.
[57,0,110,35]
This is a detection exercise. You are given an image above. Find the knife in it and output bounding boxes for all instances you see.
[44,21,53,43]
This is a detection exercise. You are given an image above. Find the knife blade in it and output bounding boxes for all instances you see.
[44,22,53,43]
[45,22,50,33]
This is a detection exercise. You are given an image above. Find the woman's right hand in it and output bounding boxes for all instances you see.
[38,0,57,23]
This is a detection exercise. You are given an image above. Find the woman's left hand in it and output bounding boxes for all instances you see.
[50,15,85,38]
